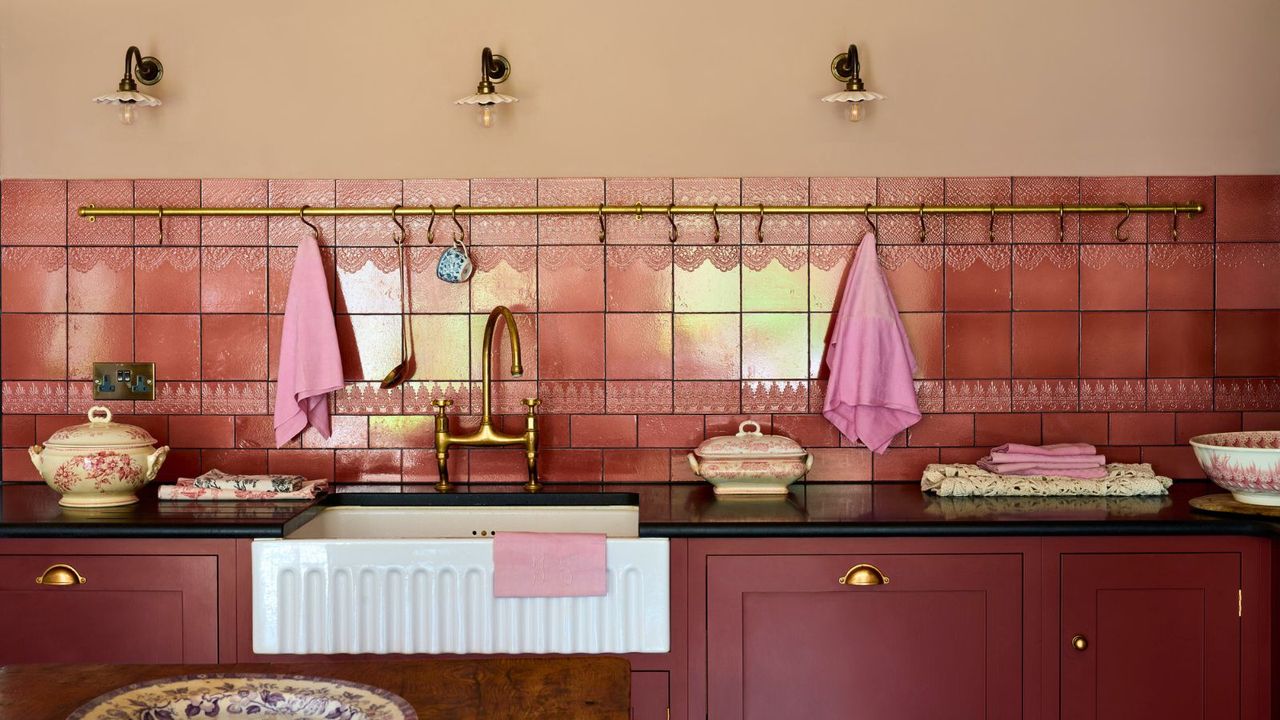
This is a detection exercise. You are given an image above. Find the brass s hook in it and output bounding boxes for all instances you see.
[156,206,165,246]
[450,204,465,242]
[918,203,927,242]
[756,203,766,243]
[390,204,406,245]
[1170,206,1180,242]
[298,205,321,239]
[710,203,721,243]
[425,204,437,244]
[666,204,678,243]
[1058,205,1066,243]
[988,205,997,243]
[597,204,606,243]
[1113,203,1132,242]
[862,203,877,239]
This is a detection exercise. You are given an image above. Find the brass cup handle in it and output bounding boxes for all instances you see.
[36,564,86,586]
[1071,634,1088,651]
[838,563,889,586]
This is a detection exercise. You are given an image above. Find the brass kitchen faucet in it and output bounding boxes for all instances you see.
[432,305,540,492]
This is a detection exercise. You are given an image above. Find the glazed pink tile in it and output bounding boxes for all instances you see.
[707,414,772,437]
[469,246,536,311]
[944,177,1012,243]
[1012,312,1078,378]
[673,178,741,244]
[605,314,672,380]
[742,380,807,413]
[606,246,672,311]
[1148,379,1213,412]
[269,179,334,246]
[1013,245,1078,310]
[132,381,200,415]
[1,415,36,447]
[135,314,200,380]
[742,313,808,379]
[538,313,604,379]
[68,246,132,312]
[302,415,369,449]
[943,380,1012,413]
[1012,177,1080,243]
[1,315,65,379]
[672,381,739,413]
[334,247,401,314]
[202,179,268,245]
[68,315,132,379]
[368,415,434,448]
[571,414,636,447]
[1,180,66,245]
[538,178,605,244]
[402,179,470,245]
[1216,243,1280,309]
[268,449,335,481]
[467,312,533,380]
[944,245,1012,311]
[879,245,944,312]
[1,247,65,312]
[1148,177,1214,243]
[471,178,536,245]
[807,448,873,481]
[809,312,832,379]
[1011,379,1079,412]
[402,447,467,484]
[974,414,1042,446]
[1216,310,1280,377]
[914,380,944,414]
[406,246,469,313]
[876,177,944,244]
[1079,379,1146,411]
[134,179,200,246]
[603,449,670,482]
[637,414,703,447]
[1243,412,1280,431]
[335,314,403,382]
[201,246,267,312]
[907,414,975,447]
[1216,176,1280,242]
[1215,379,1280,411]
[1080,177,1147,243]
[742,246,807,311]
[1079,244,1146,310]
[604,178,672,244]
[944,313,1011,378]
[742,177,807,244]
[536,449,603,483]
[899,312,943,378]
[70,388,132,418]
[334,381,402,415]
[169,415,234,448]
[269,246,335,314]
[1149,311,1214,377]
[201,314,267,380]
[539,245,604,311]
[810,177,876,244]
[411,315,472,381]
[468,379,538,415]
[674,314,739,380]
[538,380,605,414]
[606,381,673,414]
[771,414,840,447]
[201,449,269,475]
[335,179,402,246]
[67,180,132,245]
[674,246,740,312]
[135,247,199,312]
[1,381,68,414]
[403,381,471,415]
[808,245,854,312]
[201,381,269,415]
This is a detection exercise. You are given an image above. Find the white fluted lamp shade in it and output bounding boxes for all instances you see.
[93,90,162,125]
[455,92,518,128]
[821,90,884,122]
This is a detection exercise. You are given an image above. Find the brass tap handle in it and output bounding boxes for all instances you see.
[1071,634,1088,651]
[36,564,86,586]
[837,563,889,586]
[432,398,454,414]
[522,397,540,411]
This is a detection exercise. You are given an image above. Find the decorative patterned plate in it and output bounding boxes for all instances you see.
[67,674,417,720]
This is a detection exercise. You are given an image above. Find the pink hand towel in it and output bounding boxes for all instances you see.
[989,451,1106,465]
[273,233,344,448]
[990,442,1097,456]
[822,232,921,454]
[977,457,1108,479]
[493,532,607,598]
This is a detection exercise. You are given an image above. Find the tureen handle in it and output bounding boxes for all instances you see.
[687,453,702,477]
[28,445,42,472]
[737,420,763,436]
[87,406,113,424]
[144,446,170,481]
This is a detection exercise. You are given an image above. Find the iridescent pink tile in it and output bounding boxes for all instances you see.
[742,177,807,244]
[1216,176,1280,242]
[538,449,603,483]
[403,447,467,484]
[1079,379,1146,412]
[1147,379,1212,411]
[674,246,740,312]
[468,312,533,380]
[1080,177,1146,243]
[335,314,403,382]
[944,245,1012,311]
[1011,177,1079,243]
[1080,244,1145,310]
[673,381,740,413]
[603,449,669,483]
[538,313,604,379]
[136,247,199,312]
[810,312,832,379]
[943,380,1012,413]
[403,381,471,415]
[68,382,132,415]
[742,380,807,413]
[1,381,68,414]
[468,380,538,415]
[742,246,807,311]
[269,179,334,246]
[808,245,854,312]
[538,178,604,244]
[1214,378,1280,411]
[880,245,944,311]
[135,382,200,415]
[605,178,672,244]
[538,380,605,413]
[876,177,943,244]
[268,449,335,482]
[268,246,335,314]
[606,314,672,379]
[810,177,876,244]
[368,415,434,448]
[944,177,1011,243]
[674,314,739,380]
[68,315,131,379]
[1,180,66,245]
[334,246,401,314]
[1,247,66,312]
[470,246,536,311]
[403,179,469,246]
[202,314,267,380]
[742,313,807,379]
[406,246,468,313]
[1012,245,1079,311]
[1011,379,1079,412]
[806,448,873,481]
[335,179,402,246]
[915,380,945,414]
[202,179,268,245]
[202,449,269,475]
[135,179,200,245]
[201,246,267,312]
[135,314,200,380]
[471,178,536,245]
[673,178,741,244]
[335,448,404,483]
[67,180,132,245]
[606,381,673,413]
[202,381,269,414]
[68,247,132,312]
[328,382,398,415]
[1148,177,1213,243]
[1216,243,1280,309]
[539,245,604,311]
[606,246,672,311]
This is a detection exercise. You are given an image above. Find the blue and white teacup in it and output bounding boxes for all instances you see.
[436,236,474,283]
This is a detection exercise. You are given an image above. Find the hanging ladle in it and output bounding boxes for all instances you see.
[381,205,413,389]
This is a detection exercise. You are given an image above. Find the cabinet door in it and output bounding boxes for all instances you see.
[1060,553,1239,720]
[0,554,219,664]
[707,553,1022,720]
[631,671,668,720]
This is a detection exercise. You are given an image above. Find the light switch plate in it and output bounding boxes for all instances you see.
[92,362,157,401]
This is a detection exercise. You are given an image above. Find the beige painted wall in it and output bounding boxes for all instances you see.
[2,0,1278,179]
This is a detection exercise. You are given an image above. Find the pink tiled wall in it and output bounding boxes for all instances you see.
[2,176,1279,485]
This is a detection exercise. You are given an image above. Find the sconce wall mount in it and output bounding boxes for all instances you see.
[455,47,517,128]
[92,46,164,125]
[821,44,884,122]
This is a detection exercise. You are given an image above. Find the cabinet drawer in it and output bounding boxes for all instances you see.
[0,554,219,664]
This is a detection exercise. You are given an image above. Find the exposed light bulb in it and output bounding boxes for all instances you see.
[479,104,496,128]
[848,102,863,122]
[119,103,136,125]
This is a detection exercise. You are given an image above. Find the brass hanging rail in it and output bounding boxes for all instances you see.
[78,203,1203,219]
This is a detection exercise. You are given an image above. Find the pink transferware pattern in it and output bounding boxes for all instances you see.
[689,421,813,495]
[1190,431,1280,506]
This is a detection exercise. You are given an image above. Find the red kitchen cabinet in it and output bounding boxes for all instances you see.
[1059,552,1241,720]
[630,671,669,720]
[700,541,1025,720]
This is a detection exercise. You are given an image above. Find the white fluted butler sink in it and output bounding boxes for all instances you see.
[252,497,669,655]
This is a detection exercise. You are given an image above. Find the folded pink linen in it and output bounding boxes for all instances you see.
[977,457,1108,479]
[989,451,1106,465]
[990,443,1097,456]
[158,479,327,501]
[273,232,344,448]
[493,532,607,598]
[983,459,1106,472]
[822,232,921,454]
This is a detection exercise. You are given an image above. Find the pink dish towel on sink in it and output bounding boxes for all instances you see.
[273,232,344,448]
[822,231,921,454]
[493,532,607,598]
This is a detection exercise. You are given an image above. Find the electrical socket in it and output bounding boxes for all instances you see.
[92,362,157,401]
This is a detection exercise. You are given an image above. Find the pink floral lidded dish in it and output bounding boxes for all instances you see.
[29,406,169,508]
[1190,431,1280,506]
[688,420,813,495]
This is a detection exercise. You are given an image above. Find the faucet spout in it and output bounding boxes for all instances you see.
[481,305,522,425]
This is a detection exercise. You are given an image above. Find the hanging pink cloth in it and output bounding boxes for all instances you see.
[273,233,344,448]
[822,231,921,454]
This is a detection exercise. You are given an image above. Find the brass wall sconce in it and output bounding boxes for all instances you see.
[821,44,883,122]
[92,46,164,125]
[454,47,517,128]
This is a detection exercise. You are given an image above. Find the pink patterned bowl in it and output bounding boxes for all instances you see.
[1189,431,1280,506]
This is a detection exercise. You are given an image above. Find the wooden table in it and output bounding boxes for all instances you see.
[0,659,630,719]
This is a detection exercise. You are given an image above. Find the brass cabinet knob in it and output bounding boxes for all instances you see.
[838,563,889,586]
[1071,634,1088,651]
[36,564,86,586]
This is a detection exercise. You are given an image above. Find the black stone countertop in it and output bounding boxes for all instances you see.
[0,481,1275,539]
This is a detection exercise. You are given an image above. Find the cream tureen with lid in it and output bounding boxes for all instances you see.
[28,406,169,507]
[688,421,813,495]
